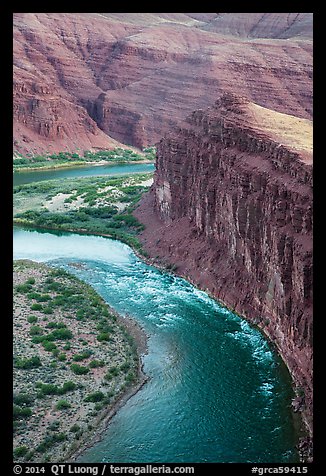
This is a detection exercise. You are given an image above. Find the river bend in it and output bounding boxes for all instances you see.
[13,227,299,463]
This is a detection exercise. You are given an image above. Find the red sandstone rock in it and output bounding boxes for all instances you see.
[134,94,313,438]
[13,13,312,154]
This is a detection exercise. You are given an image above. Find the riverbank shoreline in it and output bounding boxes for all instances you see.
[12,221,147,256]
[14,223,309,462]
[13,256,150,463]
[66,312,149,463]
[13,159,154,174]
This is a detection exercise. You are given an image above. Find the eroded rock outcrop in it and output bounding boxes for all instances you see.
[13,76,118,155]
[135,94,313,443]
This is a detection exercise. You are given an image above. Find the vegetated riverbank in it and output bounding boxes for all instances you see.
[67,313,148,463]
[13,259,148,463]
[13,159,154,174]
[13,173,153,254]
[13,147,156,173]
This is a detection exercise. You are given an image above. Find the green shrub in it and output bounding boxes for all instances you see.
[42,341,57,352]
[49,328,73,340]
[126,371,136,383]
[36,383,58,396]
[76,309,87,319]
[25,278,35,285]
[120,361,131,373]
[24,451,34,462]
[13,446,29,458]
[45,281,62,292]
[27,315,38,324]
[15,283,33,293]
[13,393,33,406]
[97,320,113,333]
[70,424,80,433]
[72,350,92,362]
[33,328,72,343]
[13,157,29,166]
[31,335,45,344]
[104,366,119,380]
[84,391,105,403]
[14,355,42,369]
[102,308,110,318]
[89,359,105,368]
[36,381,76,397]
[36,433,67,453]
[42,307,53,314]
[13,405,32,420]
[27,292,41,299]
[29,325,44,336]
[97,332,111,342]
[31,303,42,311]
[46,321,67,329]
[48,420,60,431]
[70,364,89,375]
[56,399,71,410]
[61,381,77,393]
[31,293,51,302]
[51,268,69,277]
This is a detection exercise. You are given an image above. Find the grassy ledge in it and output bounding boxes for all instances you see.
[13,260,147,463]
[13,147,156,173]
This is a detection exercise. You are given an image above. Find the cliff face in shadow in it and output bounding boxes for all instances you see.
[135,94,313,440]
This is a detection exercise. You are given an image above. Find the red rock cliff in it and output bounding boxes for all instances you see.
[13,13,312,154]
[135,94,313,438]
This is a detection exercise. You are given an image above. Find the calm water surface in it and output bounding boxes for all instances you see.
[13,162,155,186]
[13,227,299,463]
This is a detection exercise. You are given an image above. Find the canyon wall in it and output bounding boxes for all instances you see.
[13,77,121,155]
[13,13,312,155]
[135,94,313,437]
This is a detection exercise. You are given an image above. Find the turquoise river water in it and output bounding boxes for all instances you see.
[13,162,155,186]
[13,226,300,463]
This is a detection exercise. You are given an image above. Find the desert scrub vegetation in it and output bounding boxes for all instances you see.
[13,260,140,463]
[13,173,152,253]
[13,146,156,171]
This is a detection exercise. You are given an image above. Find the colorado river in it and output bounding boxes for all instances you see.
[13,227,300,463]
[13,162,155,186]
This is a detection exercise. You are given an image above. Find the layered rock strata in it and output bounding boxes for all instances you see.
[13,13,312,154]
[135,94,313,441]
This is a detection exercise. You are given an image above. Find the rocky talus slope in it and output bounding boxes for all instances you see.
[134,94,313,444]
[13,13,312,154]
